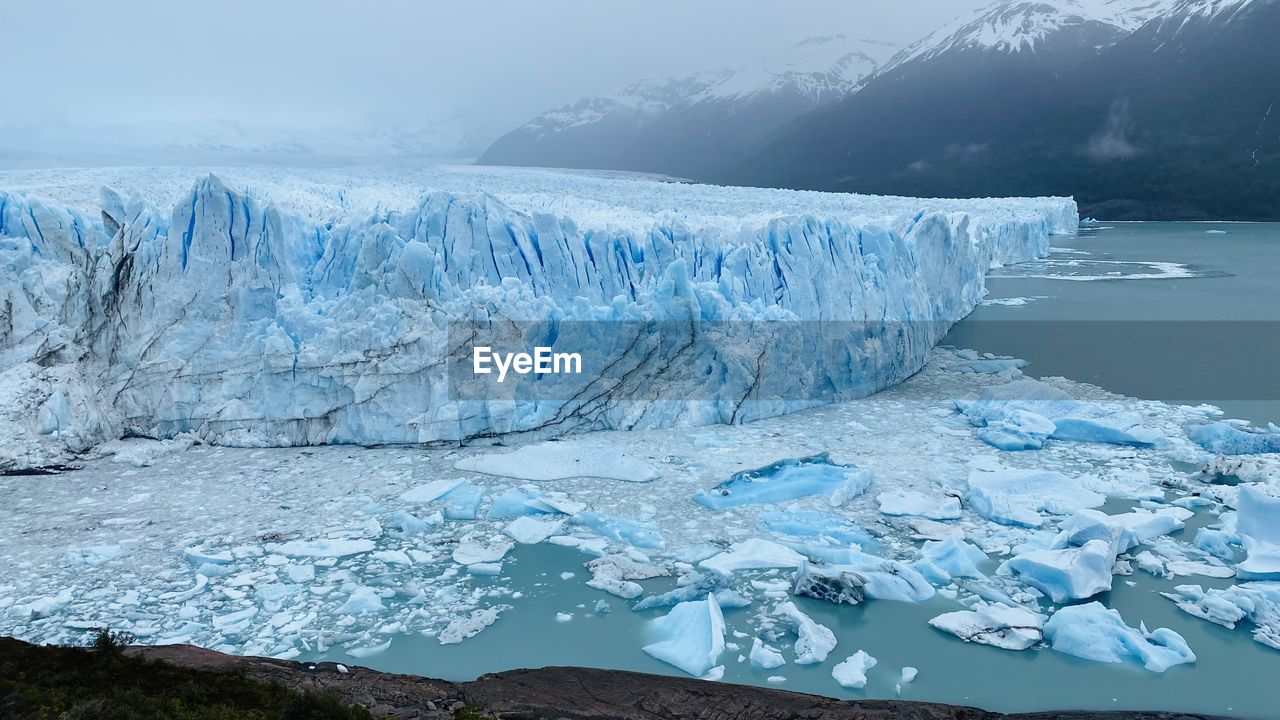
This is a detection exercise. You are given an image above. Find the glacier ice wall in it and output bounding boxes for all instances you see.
[0,171,1075,469]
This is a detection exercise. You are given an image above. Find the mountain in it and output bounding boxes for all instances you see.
[476,35,898,178]
[733,0,1280,220]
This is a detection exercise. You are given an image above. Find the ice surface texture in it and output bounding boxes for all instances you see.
[0,168,1074,468]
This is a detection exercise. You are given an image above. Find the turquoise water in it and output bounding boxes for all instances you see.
[305,223,1280,717]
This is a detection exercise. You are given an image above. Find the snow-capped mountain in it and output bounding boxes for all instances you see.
[878,0,1173,73]
[734,0,1280,220]
[477,35,897,178]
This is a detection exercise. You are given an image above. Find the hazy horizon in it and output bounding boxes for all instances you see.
[0,0,987,159]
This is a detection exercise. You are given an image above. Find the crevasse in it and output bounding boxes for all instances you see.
[0,173,1075,469]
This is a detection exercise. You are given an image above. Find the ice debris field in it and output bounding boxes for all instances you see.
[1,167,1279,696]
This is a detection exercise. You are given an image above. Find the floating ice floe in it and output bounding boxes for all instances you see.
[454,441,659,482]
[957,379,1164,451]
[575,511,664,549]
[929,602,1046,650]
[1190,423,1280,455]
[832,650,877,689]
[694,455,872,510]
[1163,583,1280,650]
[700,539,807,575]
[773,601,837,664]
[757,510,877,547]
[915,536,989,584]
[1051,507,1194,556]
[452,536,514,565]
[273,539,376,559]
[791,563,866,605]
[642,595,726,677]
[878,490,962,520]
[749,637,786,669]
[1042,602,1196,672]
[945,357,1028,373]
[965,468,1105,527]
[586,554,668,599]
[503,516,565,545]
[1002,539,1116,603]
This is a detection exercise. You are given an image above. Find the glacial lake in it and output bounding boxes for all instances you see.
[302,222,1280,718]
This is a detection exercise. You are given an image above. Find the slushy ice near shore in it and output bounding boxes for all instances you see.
[1,166,1072,469]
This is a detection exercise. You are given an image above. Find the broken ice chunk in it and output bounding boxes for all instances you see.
[338,587,385,615]
[749,637,785,669]
[832,650,877,689]
[1002,539,1116,603]
[1051,507,1193,556]
[693,455,871,510]
[439,483,485,520]
[929,603,1045,650]
[774,601,837,664]
[1043,602,1195,672]
[575,511,664,549]
[915,536,988,584]
[966,468,1104,528]
[1190,423,1280,455]
[958,379,1162,449]
[791,563,865,605]
[700,539,807,575]
[454,441,659,482]
[642,595,725,676]
[877,490,962,520]
[503,516,565,545]
[274,539,375,559]
[399,478,464,503]
[453,536,515,565]
[757,510,877,548]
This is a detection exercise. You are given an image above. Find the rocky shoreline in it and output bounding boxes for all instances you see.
[98,641,1232,720]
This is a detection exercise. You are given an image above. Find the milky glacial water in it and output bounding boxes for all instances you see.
[952,222,1280,427]
[306,223,1280,718]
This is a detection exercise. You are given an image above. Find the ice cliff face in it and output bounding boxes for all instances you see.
[0,169,1076,469]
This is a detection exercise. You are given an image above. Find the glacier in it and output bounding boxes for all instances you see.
[0,166,1075,469]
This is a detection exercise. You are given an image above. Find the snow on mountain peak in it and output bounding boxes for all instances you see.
[517,35,897,135]
[880,0,1175,73]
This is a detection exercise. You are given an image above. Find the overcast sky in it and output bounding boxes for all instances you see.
[1,0,987,152]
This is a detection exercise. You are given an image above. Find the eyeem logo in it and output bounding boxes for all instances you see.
[472,346,583,383]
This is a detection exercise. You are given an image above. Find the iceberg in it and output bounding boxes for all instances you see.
[877,490,962,520]
[965,468,1105,527]
[791,563,867,605]
[1051,507,1194,556]
[693,455,872,510]
[756,510,877,548]
[642,595,726,677]
[957,379,1164,451]
[915,536,989,583]
[749,637,786,669]
[1002,539,1116,603]
[929,602,1045,650]
[0,169,1073,469]
[1190,423,1280,455]
[699,539,807,575]
[831,650,878,689]
[1163,583,1280,650]
[1042,602,1196,672]
[774,601,838,664]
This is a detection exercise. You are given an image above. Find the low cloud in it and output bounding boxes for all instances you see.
[1085,98,1139,161]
